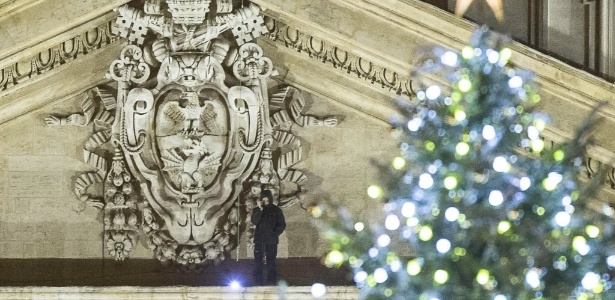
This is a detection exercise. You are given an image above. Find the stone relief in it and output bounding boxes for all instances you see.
[46,0,337,266]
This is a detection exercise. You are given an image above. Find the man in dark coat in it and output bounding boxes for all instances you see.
[251,189,286,285]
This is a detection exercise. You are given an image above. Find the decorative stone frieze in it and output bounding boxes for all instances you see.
[262,18,414,97]
[46,0,338,267]
[0,17,120,92]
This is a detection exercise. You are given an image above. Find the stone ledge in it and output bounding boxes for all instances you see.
[0,286,359,300]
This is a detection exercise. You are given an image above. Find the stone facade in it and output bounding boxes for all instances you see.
[0,85,395,260]
[1,1,615,295]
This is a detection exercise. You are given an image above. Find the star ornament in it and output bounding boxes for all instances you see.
[455,0,504,21]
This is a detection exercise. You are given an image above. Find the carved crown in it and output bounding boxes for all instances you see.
[166,0,212,24]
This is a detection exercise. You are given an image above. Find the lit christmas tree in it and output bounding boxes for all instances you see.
[315,27,615,300]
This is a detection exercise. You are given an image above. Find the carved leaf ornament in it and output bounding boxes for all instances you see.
[46,0,338,266]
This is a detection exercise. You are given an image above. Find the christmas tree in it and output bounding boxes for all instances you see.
[315,27,615,300]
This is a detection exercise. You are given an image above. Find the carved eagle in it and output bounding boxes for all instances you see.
[162,97,224,136]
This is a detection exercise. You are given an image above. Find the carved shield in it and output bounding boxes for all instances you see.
[121,83,263,246]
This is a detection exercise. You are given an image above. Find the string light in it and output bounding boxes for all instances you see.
[445,207,460,221]
[441,51,458,66]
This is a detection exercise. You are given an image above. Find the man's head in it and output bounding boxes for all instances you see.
[260,189,273,206]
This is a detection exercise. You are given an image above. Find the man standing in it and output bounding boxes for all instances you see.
[251,189,286,285]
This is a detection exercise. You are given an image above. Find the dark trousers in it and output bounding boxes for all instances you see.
[253,242,278,285]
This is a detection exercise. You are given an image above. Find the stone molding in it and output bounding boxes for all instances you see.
[0,286,359,299]
[264,19,414,97]
[0,0,44,21]
[0,13,120,93]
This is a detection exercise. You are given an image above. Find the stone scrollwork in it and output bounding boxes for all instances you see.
[47,0,338,267]
[233,42,273,82]
[108,45,150,84]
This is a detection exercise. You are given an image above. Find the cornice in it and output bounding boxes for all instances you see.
[0,13,120,93]
[264,19,414,97]
[0,0,44,21]
[0,0,130,62]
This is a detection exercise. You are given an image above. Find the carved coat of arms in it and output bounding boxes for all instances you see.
[46,0,337,266]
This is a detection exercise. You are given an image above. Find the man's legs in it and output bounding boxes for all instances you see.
[253,242,265,285]
[265,242,278,284]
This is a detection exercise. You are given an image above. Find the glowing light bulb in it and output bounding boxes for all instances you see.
[407,118,422,132]
[367,185,383,199]
[441,51,458,66]
[476,269,490,285]
[497,221,511,234]
[392,157,406,170]
[525,268,541,289]
[326,250,344,266]
[377,234,391,247]
[436,239,451,254]
[534,119,546,130]
[443,176,458,190]
[586,225,600,238]
[354,271,368,283]
[508,76,523,89]
[531,139,545,153]
[573,236,589,255]
[486,49,499,64]
[489,190,504,206]
[462,47,474,59]
[407,259,421,276]
[519,177,531,191]
[419,226,433,241]
[458,79,472,92]
[456,142,470,156]
[310,205,323,218]
[500,48,512,62]
[553,150,565,161]
[527,126,540,140]
[374,268,388,283]
[229,280,242,290]
[607,255,615,268]
[454,110,467,121]
[425,141,436,151]
[390,259,401,272]
[482,125,496,140]
[311,283,327,298]
[401,202,416,218]
[354,222,365,232]
[444,207,460,222]
[493,156,511,172]
[369,247,379,258]
[385,215,400,231]
[419,173,434,189]
[582,272,600,290]
[434,270,449,284]
[554,212,571,227]
[426,85,441,100]
[543,172,563,191]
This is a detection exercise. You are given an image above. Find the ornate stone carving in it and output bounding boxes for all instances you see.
[47,0,338,266]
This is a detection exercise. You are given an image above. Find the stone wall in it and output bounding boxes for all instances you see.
[0,86,397,260]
